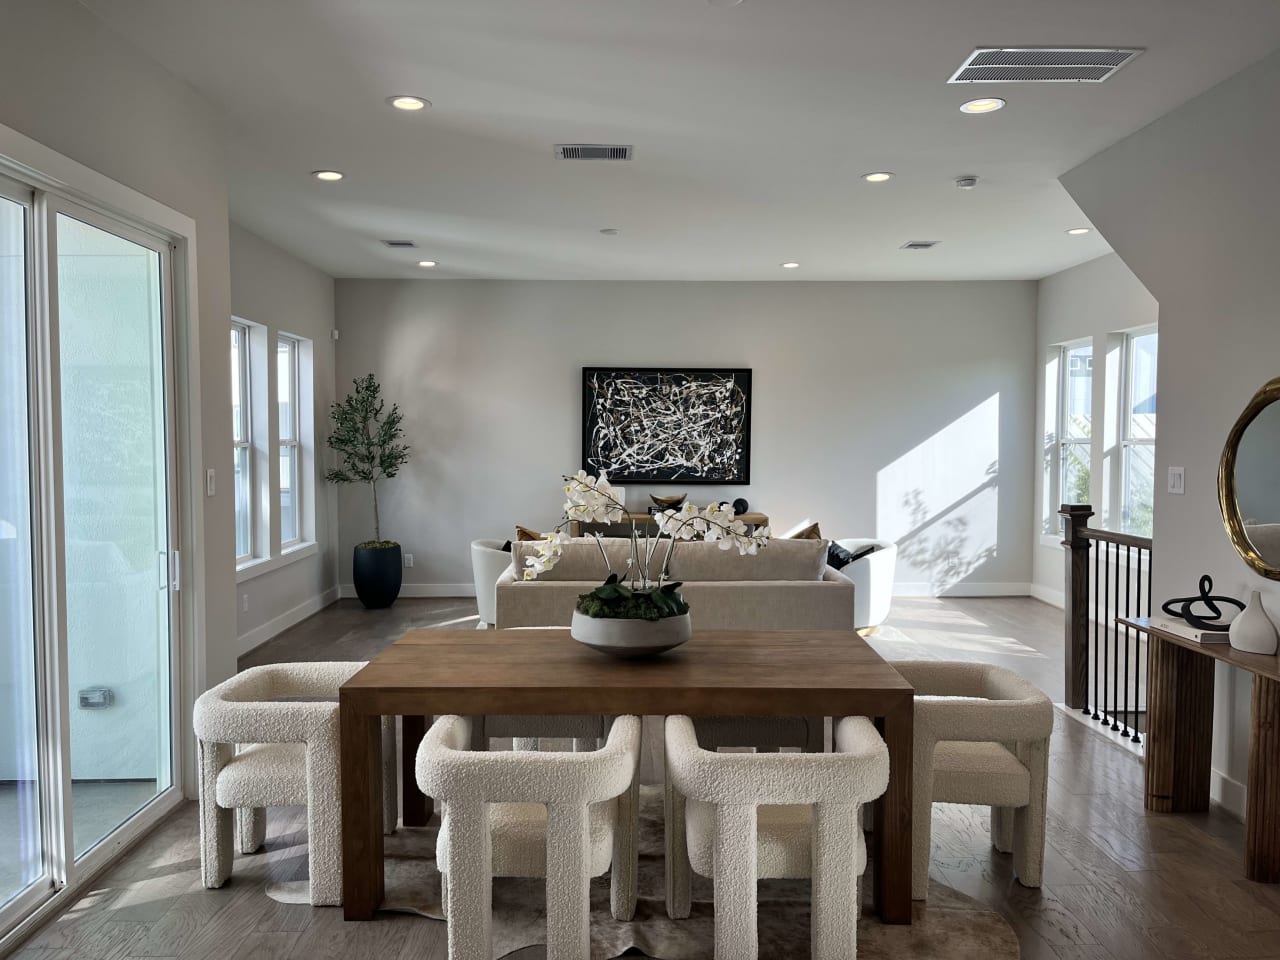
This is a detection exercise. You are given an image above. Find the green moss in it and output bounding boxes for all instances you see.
[356,540,400,549]
[575,581,689,621]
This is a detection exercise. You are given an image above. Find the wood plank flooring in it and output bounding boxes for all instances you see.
[12,597,1275,960]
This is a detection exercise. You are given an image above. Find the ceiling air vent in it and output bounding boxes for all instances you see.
[948,47,1143,84]
[382,240,417,248]
[554,144,634,160]
[900,240,941,251]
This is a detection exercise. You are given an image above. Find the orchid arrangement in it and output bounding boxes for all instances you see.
[525,470,771,620]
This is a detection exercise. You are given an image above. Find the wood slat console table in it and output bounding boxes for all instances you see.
[339,628,915,923]
[1122,616,1280,882]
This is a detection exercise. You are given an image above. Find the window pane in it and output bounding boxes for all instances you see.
[1061,441,1091,505]
[1127,332,1157,441]
[279,445,298,544]
[1123,444,1156,536]
[234,446,251,559]
[230,327,245,444]
[1064,343,1092,440]
[0,195,44,906]
[56,213,172,859]
[277,339,295,442]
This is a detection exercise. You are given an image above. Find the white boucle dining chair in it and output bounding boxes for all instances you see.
[891,660,1054,900]
[193,661,397,906]
[665,714,889,960]
[417,713,641,960]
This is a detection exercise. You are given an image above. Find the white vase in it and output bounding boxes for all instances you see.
[1229,591,1279,655]
[570,610,692,659]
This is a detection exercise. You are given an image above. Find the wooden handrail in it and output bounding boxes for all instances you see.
[1082,527,1153,550]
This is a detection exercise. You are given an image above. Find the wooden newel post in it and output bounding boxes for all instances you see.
[1060,504,1094,711]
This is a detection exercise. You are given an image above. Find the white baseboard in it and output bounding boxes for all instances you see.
[238,586,340,654]
[1030,583,1066,609]
[338,583,476,599]
[893,581,1032,598]
[1211,768,1247,821]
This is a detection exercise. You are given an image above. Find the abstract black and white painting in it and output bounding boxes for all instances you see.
[582,367,751,483]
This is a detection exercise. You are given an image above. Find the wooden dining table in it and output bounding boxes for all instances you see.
[339,628,915,924]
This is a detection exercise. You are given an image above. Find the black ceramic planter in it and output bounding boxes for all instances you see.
[353,543,403,609]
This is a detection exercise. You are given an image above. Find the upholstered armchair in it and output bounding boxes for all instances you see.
[665,715,889,960]
[470,538,512,627]
[417,714,641,960]
[193,662,396,906]
[891,660,1053,899]
[832,538,898,631]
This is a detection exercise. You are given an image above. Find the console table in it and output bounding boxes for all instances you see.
[569,510,769,538]
[1122,616,1280,882]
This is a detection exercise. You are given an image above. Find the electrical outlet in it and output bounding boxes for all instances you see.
[1168,466,1185,495]
[404,553,414,568]
[241,594,248,613]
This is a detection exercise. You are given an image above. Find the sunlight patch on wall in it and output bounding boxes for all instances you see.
[876,394,1000,594]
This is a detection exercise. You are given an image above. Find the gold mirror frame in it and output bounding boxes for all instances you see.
[1218,375,1280,580]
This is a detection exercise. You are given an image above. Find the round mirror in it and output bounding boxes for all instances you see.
[1219,376,1280,579]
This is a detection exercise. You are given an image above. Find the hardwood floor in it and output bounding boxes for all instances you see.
[12,597,1274,960]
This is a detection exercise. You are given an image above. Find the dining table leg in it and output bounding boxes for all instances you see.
[874,697,913,924]
[401,715,433,826]
[340,693,385,920]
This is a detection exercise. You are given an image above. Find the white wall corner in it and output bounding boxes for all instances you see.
[237,586,340,655]
[1030,583,1066,609]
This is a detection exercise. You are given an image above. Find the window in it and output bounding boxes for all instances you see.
[1059,341,1093,506]
[231,322,252,561]
[277,335,301,546]
[1120,330,1158,536]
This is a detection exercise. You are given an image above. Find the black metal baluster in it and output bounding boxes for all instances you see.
[1111,542,1121,731]
[1121,544,1132,736]
[1101,541,1110,726]
[1091,535,1101,719]
[1133,545,1144,744]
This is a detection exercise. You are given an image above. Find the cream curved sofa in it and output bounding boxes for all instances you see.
[495,536,854,630]
[891,660,1054,900]
[665,714,889,959]
[471,538,513,627]
[832,538,898,630]
[417,714,641,960]
[193,662,396,906]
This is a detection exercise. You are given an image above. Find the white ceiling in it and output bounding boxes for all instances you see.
[82,0,1280,281]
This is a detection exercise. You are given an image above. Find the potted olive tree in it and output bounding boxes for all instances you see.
[326,374,411,608]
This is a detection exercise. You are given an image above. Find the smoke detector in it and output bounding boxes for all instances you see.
[949,47,1144,84]
[900,240,941,251]
[555,144,634,160]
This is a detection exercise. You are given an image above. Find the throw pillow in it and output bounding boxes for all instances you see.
[788,521,823,540]
[826,542,859,570]
[515,525,545,541]
[501,540,512,553]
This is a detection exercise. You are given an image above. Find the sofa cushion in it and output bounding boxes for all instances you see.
[512,537,670,582]
[786,521,823,540]
[667,538,828,582]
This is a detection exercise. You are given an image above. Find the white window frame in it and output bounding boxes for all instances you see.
[277,334,302,549]
[1119,327,1158,536]
[1057,338,1094,511]
[231,322,252,562]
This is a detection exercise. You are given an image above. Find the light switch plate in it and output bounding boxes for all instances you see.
[1168,466,1185,495]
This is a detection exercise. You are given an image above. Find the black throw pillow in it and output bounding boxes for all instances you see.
[501,540,512,552]
[827,542,878,570]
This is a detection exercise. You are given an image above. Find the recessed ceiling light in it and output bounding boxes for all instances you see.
[780,261,800,269]
[1065,227,1092,236]
[417,260,437,268]
[599,228,620,236]
[862,172,894,183]
[960,97,1006,114]
[388,96,430,111]
[311,170,344,181]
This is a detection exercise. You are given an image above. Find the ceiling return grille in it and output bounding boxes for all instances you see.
[555,144,634,160]
[949,47,1144,83]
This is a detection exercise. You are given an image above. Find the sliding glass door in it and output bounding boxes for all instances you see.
[53,209,175,859]
[0,187,44,913]
[0,183,180,941]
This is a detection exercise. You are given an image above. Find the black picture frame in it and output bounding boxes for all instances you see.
[581,366,752,484]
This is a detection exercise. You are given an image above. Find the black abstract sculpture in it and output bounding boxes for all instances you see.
[1161,574,1245,631]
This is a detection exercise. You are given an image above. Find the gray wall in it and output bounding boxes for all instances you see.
[1062,49,1280,817]
[334,279,1038,597]
[0,0,236,791]
[1031,254,1159,604]
[229,223,338,653]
